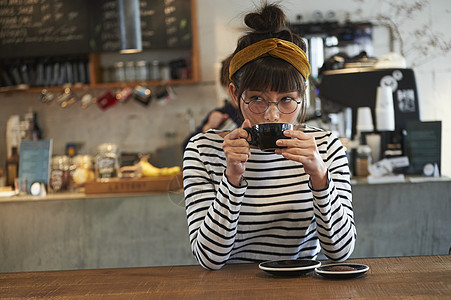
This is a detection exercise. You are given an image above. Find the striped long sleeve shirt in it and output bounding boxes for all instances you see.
[183,125,356,270]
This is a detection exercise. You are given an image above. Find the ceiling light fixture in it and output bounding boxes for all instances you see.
[118,0,142,54]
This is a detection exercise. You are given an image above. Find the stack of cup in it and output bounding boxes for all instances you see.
[356,106,374,133]
[375,85,395,131]
[355,107,374,176]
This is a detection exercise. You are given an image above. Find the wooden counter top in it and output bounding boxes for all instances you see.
[1,255,450,299]
[0,190,184,203]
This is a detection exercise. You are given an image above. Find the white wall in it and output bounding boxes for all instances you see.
[1,0,450,176]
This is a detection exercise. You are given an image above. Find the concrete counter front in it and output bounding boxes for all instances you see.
[351,178,451,258]
[0,192,196,273]
[0,179,450,273]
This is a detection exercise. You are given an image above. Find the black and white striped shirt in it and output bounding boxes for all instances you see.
[183,125,356,270]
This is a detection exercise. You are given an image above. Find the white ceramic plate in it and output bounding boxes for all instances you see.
[259,259,321,277]
[315,263,369,279]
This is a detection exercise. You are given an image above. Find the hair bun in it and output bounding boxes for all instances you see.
[244,4,286,32]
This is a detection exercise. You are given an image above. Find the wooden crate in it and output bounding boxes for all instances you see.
[84,172,183,194]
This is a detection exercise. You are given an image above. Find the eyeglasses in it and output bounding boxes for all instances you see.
[241,95,301,114]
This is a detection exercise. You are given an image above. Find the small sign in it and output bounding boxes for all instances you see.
[404,121,441,175]
[18,140,53,192]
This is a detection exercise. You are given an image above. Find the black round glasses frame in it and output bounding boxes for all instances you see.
[241,96,301,114]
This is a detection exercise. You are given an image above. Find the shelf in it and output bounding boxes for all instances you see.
[0,78,200,94]
[0,0,200,94]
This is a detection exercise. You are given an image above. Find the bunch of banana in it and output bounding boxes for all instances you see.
[138,155,181,177]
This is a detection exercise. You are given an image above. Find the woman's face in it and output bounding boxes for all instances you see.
[230,84,301,126]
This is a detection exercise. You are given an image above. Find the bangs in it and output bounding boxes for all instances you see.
[231,56,308,123]
[239,57,305,94]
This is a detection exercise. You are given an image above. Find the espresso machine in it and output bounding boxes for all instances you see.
[319,68,420,137]
[319,67,422,174]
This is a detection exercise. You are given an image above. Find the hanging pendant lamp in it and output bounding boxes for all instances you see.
[118,0,142,54]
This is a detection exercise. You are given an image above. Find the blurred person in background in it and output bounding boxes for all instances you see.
[182,54,242,150]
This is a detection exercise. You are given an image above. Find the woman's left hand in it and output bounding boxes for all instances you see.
[275,129,328,190]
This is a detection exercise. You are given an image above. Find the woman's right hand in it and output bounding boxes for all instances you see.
[222,119,252,185]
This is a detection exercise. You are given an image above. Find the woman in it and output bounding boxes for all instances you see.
[183,3,355,270]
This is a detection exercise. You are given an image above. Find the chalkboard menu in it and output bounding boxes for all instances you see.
[18,139,52,192]
[0,0,192,58]
[90,0,192,52]
[0,1,91,58]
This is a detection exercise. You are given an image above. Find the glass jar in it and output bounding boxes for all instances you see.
[49,155,71,192]
[149,60,160,81]
[72,155,95,189]
[114,61,125,82]
[160,63,171,81]
[125,61,136,82]
[95,143,119,181]
[135,60,148,81]
[355,144,372,177]
[102,65,115,83]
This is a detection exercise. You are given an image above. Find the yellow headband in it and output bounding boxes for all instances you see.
[229,38,311,80]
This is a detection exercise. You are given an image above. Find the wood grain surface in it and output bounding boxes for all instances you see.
[0,255,450,299]
[84,172,183,194]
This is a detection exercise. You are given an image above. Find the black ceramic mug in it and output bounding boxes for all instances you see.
[244,123,294,152]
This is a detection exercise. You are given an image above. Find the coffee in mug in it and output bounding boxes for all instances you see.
[244,123,293,152]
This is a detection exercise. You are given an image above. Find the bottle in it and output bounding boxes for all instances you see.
[0,167,6,187]
[49,155,71,193]
[355,144,372,177]
[23,110,33,140]
[6,146,19,187]
[384,132,403,158]
[95,143,119,181]
[31,112,42,140]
